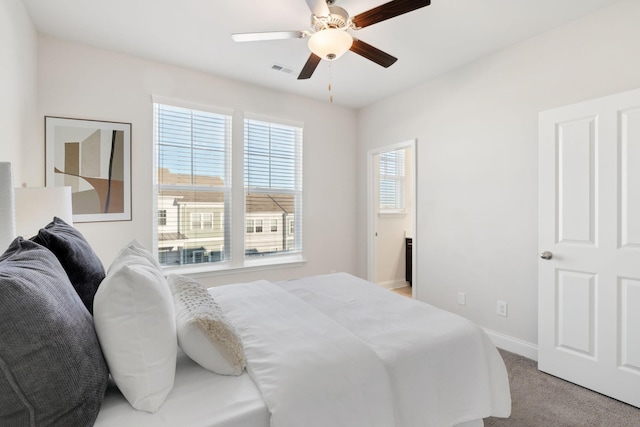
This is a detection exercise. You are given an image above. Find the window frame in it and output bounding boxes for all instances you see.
[158,209,167,226]
[153,98,232,270]
[153,99,306,275]
[378,148,406,214]
[243,115,304,263]
[190,213,201,230]
[202,213,213,230]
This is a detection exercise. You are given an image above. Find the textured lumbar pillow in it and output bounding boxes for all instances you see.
[0,238,108,425]
[31,216,106,314]
[93,242,176,413]
[168,274,246,376]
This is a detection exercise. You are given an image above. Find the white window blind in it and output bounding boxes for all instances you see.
[154,103,231,266]
[379,149,406,211]
[244,118,303,258]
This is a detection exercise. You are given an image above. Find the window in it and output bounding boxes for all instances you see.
[215,212,223,230]
[154,102,231,266]
[189,213,213,230]
[158,209,167,226]
[190,213,201,230]
[379,149,406,211]
[245,118,303,258]
[202,213,213,229]
[154,102,304,270]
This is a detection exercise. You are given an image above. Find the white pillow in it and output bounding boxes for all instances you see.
[109,239,162,272]
[94,246,177,413]
[168,274,245,376]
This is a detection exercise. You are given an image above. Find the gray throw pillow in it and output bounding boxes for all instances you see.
[0,238,109,426]
[32,216,105,314]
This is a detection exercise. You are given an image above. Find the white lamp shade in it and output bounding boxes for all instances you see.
[308,29,353,60]
[0,162,16,250]
[14,187,73,238]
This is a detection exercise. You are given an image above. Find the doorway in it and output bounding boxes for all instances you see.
[367,140,417,298]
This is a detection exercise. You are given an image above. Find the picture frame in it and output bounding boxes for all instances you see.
[45,116,132,223]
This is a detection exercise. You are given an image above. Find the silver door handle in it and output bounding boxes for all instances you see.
[540,251,553,260]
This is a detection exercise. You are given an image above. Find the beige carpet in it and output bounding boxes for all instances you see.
[485,350,640,427]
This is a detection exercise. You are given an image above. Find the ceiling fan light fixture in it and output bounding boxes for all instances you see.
[307,29,353,61]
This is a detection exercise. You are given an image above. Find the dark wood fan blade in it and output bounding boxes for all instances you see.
[298,53,322,79]
[349,39,397,68]
[305,0,330,17]
[232,31,306,42]
[352,0,430,29]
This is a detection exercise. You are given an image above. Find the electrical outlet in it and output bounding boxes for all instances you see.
[457,292,466,306]
[497,300,508,317]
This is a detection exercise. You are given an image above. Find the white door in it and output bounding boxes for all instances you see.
[538,87,640,408]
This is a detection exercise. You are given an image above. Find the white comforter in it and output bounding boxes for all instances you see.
[212,273,511,427]
[212,280,396,427]
[279,273,511,426]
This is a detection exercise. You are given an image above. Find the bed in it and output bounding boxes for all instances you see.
[0,220,510,427]
[95,272,511,427]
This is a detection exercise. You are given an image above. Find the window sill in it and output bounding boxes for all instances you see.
[378,211,407,218]
[161,255,306,280]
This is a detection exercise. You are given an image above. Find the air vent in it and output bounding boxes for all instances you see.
[271,64,297,75]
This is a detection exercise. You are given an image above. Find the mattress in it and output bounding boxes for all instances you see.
[95,351,269,427]
[96,353,486,427]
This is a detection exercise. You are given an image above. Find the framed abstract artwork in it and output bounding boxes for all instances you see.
[45,116,132,223]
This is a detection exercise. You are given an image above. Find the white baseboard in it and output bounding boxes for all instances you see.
[377,279,409,290]
[483,328,538,361]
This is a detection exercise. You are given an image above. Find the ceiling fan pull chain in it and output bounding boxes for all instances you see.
[328,62,334,103]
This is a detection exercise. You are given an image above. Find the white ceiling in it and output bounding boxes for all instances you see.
[23,0,622,109]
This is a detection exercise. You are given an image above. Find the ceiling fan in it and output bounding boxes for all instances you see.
[232,0,431,80]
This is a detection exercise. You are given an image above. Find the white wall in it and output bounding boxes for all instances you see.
[0,0,38,184]
[35,37,360,286]
[357,0,640,347]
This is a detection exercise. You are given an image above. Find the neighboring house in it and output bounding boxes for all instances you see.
[157,169,294,265]
[244,193,295,256]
